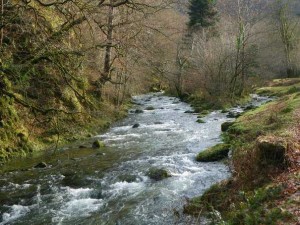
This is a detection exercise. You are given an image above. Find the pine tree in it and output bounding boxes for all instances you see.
[188,0,217,29]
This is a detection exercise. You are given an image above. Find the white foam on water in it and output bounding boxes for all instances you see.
[51,187,104,223]
[1,205,30,225]
[61,198,103,216]
[64,187,94,199]
[51,198,103,224]
[1,182,32,191]
[103,181,146,199]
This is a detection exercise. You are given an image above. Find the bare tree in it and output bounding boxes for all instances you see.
[275,0,299,77]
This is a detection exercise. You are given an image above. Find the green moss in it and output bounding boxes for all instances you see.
[185,182,291,225]
[146,168,171,181]
[184,181,231,215]
[196,119,205,123]
[225,186,291,225]
[196,143,230,162]
[92,140,105,148]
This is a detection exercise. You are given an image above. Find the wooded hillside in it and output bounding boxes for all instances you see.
[0,0,299,163]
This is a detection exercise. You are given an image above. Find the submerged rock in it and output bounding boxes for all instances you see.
[118,174,138,183]
[256,135,286,164]
[34,162,47,169]
[227,111,242,118]
[92,140,105,149]
[221,109,229,113]
[132,124,140,128]
[61,172,87,188]
[244,104,257,111]
[221,122,235,132]
[146,168,171,181]
[145,106,155,110]
[184,110,195,114]
[131,100,142,105]
[96,152,105,156]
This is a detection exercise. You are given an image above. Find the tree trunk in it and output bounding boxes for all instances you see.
[1,0,4,46]
[94,1,114,98]
[103,1,114,81]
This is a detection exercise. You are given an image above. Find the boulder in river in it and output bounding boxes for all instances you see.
[132,124,140,128]
[244,104,257,111]
[184,110,195,114]
[227,111,242,118]
[256,135,286,164]
[135,109,144,114]
[92,140,105,149]
[196,119,205,123]
[196,144,231,162]
[34,162,47,169]
[146,168,171,181]
[221,122,235,132]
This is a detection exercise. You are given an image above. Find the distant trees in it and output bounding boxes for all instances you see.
[275,0,300,77]
[188,0,217,29]
[166,0,300,103]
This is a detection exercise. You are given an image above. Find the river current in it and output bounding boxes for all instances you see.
[0,93,270,225]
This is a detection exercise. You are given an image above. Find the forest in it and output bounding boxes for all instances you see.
[0,0,299,224]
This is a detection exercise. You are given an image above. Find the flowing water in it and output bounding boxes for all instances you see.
[0,93,271,225]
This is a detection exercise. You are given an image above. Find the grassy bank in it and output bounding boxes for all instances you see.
[185,78,300,225]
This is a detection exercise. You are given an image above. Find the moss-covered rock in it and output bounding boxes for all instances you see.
[146,168,171,181]
[183,181,231,215]
[221,122,235,132]
[196,144,230,162]
[92,140,105,149]
[196,119,205,123]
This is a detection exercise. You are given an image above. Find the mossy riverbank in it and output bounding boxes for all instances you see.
[185,78,300,225]
[0,97,131,165]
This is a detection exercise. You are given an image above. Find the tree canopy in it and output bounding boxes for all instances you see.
[188,0,217,29]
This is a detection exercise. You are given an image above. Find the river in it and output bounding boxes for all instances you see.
[0,93,270,225]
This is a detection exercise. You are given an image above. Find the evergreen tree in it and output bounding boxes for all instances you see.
[188,0,217,29]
